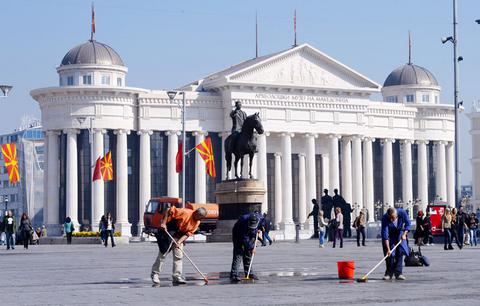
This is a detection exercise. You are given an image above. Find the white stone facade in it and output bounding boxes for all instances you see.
[31,42,455,237]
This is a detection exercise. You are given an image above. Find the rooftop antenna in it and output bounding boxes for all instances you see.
[293,9,297,47]
[408,31,412,64]
[255,11,258,58]
[90,2,96,41]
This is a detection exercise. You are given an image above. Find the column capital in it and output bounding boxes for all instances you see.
[341,135,353,142]
[63,128,80,135]
[446,141,455,147]
[363,137,375,143]
[192,130,208,137]
[416,140,429,145]
[328,134,341,140]
[298,153,306,158]
[435,140,448,146]
[281,132,294,138]
[381,138,396,144]
[351,134,364,141]
[114,129,130,135]
[93,128,107,135]
[46,130,61,136]
[274,152,282,158]
[165,130,181,136]
[400,139,414,145]
[304,133,318,138]
[137,130,153,136]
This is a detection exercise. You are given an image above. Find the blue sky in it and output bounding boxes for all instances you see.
[0,0,479,184]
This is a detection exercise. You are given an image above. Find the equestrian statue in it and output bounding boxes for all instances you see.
[224,101,264,179]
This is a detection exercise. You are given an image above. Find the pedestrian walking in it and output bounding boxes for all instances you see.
[63,217,74,245]
[0,212,5,246]
[468,212,478,247]
[3,210,16,250]
[260,213,273,246]
[451,208,461,249]
[342,202,354,238]
[423,211,433,245]
[151,206,207,285]
[441,208,453,250]
[230,212,263,283]
[307,199,320,238]
[318,211,328,248]
[381,207,411,281]
[99,215,106,244]
[457,206,468,248]
[321,189,333,240]
[103,212,116,247]
[19,213,33,250]
[414,211,424,246]
[353,210,366,247]
[332,207,343,248]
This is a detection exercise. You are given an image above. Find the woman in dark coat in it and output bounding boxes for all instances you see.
[19,213,33,249]
[414,211,424,246]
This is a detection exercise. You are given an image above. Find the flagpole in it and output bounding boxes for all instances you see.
[182,92,186,208]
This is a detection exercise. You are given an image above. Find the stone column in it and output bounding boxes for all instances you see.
[274,153,282,229]
[351,135,363,211]
[298,153,307,228]
[91,129,105,231]
[138,130,152,235]
[401,140,413,207]
[417,140,429,212]
[46,131,60,227]
[65,129,80,228]
[341,136,352,204]
[363,137,375,222]
[193,131,207,203]
[435,141,447,201]
[382,139,395,208]
[328,135,340,192]
[257,132,268,213]
[446,142,455,206]
[281,133,294,235]
[166,131,180,197]
[305,134,317,229]
[115,130,131,237]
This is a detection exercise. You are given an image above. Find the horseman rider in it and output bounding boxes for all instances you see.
[230,101,248,134]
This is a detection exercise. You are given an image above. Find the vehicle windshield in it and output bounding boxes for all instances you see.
[145,200,159,214]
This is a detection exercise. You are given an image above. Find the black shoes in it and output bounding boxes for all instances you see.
[230,275,242,283]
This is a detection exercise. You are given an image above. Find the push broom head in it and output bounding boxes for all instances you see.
[357,276,368,283]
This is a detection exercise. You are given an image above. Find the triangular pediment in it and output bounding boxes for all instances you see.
[199,44,380,92]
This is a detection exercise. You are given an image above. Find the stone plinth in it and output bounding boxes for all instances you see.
[207,179,266,242]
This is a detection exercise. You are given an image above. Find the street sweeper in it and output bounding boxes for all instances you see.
[150,205,208,285]
[230,212,263,283]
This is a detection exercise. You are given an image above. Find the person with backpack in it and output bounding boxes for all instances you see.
[353,210,366,247]
[63,217,74,245]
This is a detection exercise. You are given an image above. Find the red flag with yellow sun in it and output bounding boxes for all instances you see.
[1,143,20,184]
[100,151,114,181]
[195,137,216,177]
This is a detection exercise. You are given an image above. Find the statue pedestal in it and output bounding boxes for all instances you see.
[207,179,266,243]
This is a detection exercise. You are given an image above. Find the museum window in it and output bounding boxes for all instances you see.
[101,75,110,85]
[422,94,430,103]
[405,94,415,103]
[150,132,168,198]
[117,77,122,87]
[434,95,439,103]
[82,74,92,85]
[67,76,74,86]
[386,96,398,103]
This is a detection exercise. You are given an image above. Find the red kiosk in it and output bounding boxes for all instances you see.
[427,201,448,236]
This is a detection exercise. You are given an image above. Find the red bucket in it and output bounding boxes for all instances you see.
[337,261,355,279]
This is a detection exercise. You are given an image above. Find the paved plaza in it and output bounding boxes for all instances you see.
[1,239,479,306]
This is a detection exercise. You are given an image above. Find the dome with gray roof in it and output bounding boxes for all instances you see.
[60,40,124,66]
[383,63,438,87]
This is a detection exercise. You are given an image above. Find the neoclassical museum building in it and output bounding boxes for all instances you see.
[31,34,455,237]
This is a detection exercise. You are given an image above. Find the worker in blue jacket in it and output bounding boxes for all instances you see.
[381,207,411,281]
[230,212,263,283]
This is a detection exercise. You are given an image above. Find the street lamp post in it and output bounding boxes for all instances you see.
[167,91,186,208]
[0,84,13,98]
[442,0,461,208]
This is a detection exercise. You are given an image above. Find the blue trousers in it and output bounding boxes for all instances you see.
[470,229,477,246]
[383,243,404,277]
[6,232,15,249]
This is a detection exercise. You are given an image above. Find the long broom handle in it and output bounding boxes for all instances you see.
[246,231,259,279]
[164,230,208,282]
[361,240,403,279]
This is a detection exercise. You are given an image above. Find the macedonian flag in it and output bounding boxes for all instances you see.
[100,151,113,181]
[195,137,216,177]
[1,143,20,184]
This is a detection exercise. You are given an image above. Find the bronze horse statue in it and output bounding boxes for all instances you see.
[225,113,264,179]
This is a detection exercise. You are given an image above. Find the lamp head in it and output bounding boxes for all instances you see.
[458,56,464,62]
[441,36,453,44]
[0,85,13,97]
[167,91,178,100]
[476,19,480,24]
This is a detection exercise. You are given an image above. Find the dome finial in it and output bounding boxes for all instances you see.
[90,2,96,41]
[408,31,412,65]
